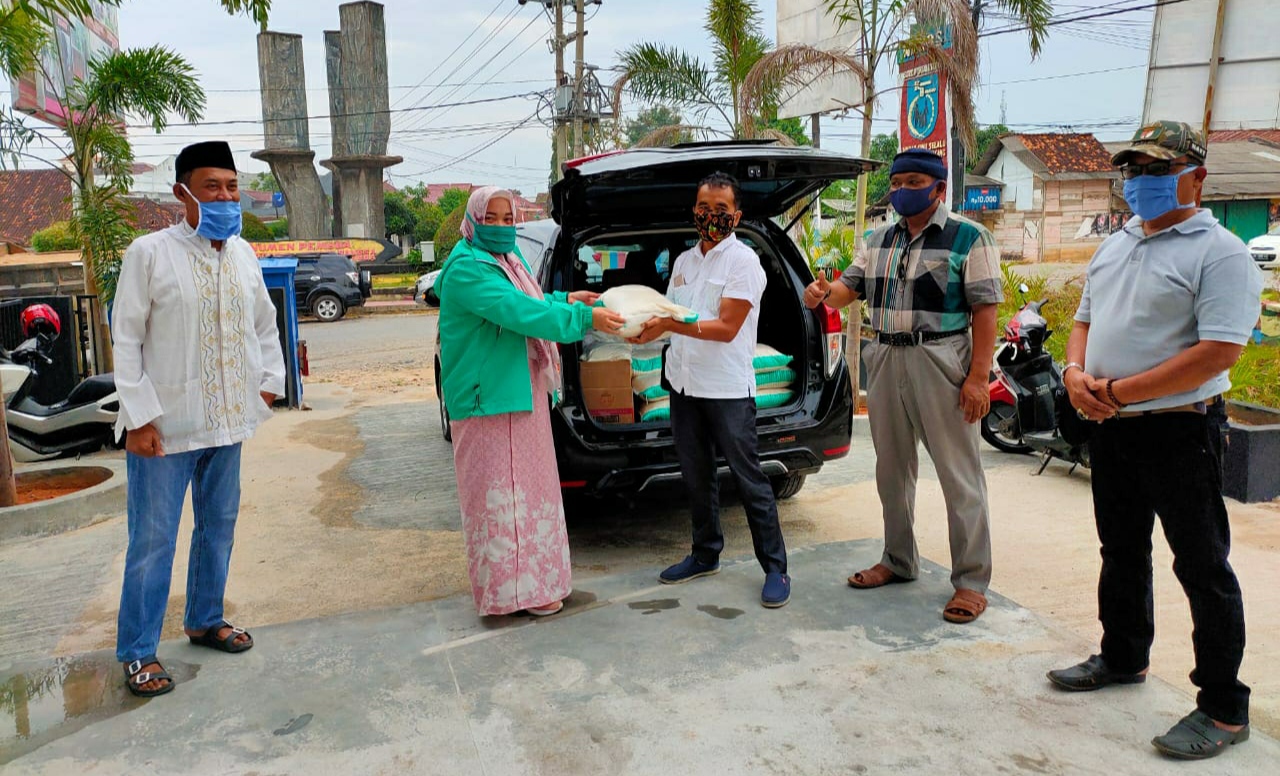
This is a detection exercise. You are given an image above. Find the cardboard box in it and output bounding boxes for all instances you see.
[580,358,635,424]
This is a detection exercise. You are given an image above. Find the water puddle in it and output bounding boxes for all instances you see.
[0,655,200,765]
[627,598,680,615]
[697,604,745,620]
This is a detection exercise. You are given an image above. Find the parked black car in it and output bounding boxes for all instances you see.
[435,141,879,500]
[291,253,371,322]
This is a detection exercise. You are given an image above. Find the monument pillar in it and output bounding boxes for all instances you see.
[322,1,401,241]
[251,31,330,239]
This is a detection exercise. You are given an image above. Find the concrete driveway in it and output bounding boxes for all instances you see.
[3,314,1278,773]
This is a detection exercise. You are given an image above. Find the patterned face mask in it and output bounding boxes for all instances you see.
[693,208,737,244]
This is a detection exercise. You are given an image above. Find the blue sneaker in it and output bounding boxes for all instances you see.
[659,555,721,584]
[761,572,791,608]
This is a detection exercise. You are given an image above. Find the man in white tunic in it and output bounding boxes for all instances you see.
[112,141,285,697]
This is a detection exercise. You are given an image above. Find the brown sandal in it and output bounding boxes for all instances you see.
[943,589,988,623]
[847,563,909,589]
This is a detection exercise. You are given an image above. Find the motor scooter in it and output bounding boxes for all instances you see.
[2,320,119,463]
[982,286,1090,473]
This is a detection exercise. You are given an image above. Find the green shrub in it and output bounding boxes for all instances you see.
[1229,342,1280,409]
[406,248,423,268]
[241,212,273,241]
[30,221,79,252]
[268,218,289,239]
[433,204,467,260]
[997,263,1083,363]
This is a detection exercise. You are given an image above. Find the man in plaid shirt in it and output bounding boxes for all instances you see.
[805,148,1003,623]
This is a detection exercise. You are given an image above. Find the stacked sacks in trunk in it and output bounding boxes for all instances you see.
[632,343,670,422]
[754,345,797,408]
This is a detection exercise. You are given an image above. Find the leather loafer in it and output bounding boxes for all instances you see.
[1047,654,1147,691]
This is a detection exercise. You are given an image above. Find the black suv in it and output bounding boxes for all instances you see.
[435,142,878,500]
[292,253,371,322]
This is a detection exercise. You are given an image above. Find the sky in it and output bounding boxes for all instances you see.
[19,0,1157,197]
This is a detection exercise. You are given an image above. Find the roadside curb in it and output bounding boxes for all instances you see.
[1,459,125,543]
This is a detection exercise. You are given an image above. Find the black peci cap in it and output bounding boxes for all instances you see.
[175,141,237,180]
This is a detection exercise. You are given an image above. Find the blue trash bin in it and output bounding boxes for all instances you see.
[259,257,303,408]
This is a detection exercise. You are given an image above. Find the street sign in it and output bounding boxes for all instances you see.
[272,191,285,208]
[963,186,1002,212]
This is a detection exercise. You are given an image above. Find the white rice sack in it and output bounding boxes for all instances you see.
[631,369,668,400]
[582,341,632,363]
[599,284,698,339]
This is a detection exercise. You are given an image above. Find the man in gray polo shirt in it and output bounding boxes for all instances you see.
[1046,121,1262,760]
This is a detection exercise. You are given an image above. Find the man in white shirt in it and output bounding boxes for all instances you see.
[112,141,285,697]
[630,172,789,608]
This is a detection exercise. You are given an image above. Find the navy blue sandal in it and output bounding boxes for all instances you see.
[124,656,174,698]
[188,621,254,653]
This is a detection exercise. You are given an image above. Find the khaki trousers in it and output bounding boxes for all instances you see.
[862,334,993,593]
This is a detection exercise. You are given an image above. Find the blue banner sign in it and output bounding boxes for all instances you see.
[963,186,1002,212]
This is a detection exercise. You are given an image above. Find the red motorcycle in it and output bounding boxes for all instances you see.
[982,290,1090,473]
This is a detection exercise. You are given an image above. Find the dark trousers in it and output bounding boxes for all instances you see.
[1091,412,1249,725]
[669,391,787,574]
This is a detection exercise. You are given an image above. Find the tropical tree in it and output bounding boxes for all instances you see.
[383,191,417,241]
[436,188,470,217]
[613,0,802,146]
[744,0,1051,239]
[966,121,1009,172]
[821,130,898,216]
[248,171,279,191]
[623,104,689,147]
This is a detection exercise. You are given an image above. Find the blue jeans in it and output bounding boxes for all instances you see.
[116,444,243,663]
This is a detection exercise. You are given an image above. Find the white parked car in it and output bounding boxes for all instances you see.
[1248,224,1280,268]
[415,219,560,307]
[415,268,442,306]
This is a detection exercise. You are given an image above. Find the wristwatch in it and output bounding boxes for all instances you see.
[1063,362,1084,375]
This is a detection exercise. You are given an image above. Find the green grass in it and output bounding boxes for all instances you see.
[371,273,418,289]
[1229,342,1280,408]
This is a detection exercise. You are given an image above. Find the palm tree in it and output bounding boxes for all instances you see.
[0,0,268,505]
[612,0,800,146]
[744,0,1052,239]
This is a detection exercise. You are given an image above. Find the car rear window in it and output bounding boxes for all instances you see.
[574,232,764,292]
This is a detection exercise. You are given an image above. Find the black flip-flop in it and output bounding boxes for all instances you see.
[188,621,254,653]
[123,656,174,698]
[1152,710,1250,760]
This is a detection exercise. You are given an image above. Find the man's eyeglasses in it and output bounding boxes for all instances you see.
[1119,160,1191,180]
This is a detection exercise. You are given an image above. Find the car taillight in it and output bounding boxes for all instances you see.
[346,271,359,284]
[823,304,843,379]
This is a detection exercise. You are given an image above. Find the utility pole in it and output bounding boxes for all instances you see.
[552,1,569,180]
[572,0,586,158]
[951,0,984,211]
[1203,0,1229,136]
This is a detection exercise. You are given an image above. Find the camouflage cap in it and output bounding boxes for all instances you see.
[1111,120,1208,166]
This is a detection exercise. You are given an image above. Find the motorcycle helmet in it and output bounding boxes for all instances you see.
[20,303,61,339]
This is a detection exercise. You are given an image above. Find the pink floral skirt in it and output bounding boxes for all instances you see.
[450,386,572,615]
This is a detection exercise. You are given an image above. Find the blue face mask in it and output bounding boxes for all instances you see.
[1123,165,1198,221]
[889,182,942,218]
[466,212,517,254]
[182,184,242,241]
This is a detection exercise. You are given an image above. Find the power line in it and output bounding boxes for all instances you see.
[389,0,507,111]
[983,64,1147,86]
[979,0,1190,40]
[394,3,524,125]
[204,79,548,94]
[399,15,547,134]
[121,90,548,129]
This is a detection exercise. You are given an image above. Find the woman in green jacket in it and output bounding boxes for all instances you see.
[437,186,625,617]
